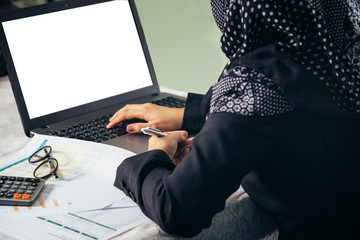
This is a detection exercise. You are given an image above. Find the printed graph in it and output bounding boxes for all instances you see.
[0,136,107,215]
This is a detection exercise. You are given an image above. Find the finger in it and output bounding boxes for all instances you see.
[174,145,189,159]
[126,122,150,133]
[170,130,188,140]
[176,141,189,151]
[175,140,190,155]
[107,105,145,129]
[108,106,128,121]
[173,147,189,165]
[180,137,192,145]
[107,119,122,129]
[171,133,187,144]
[113,103,154,120]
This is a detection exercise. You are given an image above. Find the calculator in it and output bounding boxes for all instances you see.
[0,175,45,206]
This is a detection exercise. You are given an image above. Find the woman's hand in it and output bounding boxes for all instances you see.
[148,131,192,165]
[106,103,185,133]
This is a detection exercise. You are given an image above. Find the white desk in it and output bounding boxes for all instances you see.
[0,76,30,157]
[0,76,278,240]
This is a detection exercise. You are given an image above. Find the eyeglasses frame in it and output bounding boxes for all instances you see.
[28,146,59,179]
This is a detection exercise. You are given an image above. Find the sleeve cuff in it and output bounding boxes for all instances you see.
[182,93,206,133]
[114,150,174,204]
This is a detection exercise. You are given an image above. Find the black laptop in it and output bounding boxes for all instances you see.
[0,0,186,153]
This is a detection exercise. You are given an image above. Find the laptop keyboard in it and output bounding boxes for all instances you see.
[49,96,186,142]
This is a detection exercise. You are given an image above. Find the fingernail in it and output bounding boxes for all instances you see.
[127,125,133,132]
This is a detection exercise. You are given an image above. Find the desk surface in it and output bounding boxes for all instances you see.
[0,76,30,157]
[0,77,27,240]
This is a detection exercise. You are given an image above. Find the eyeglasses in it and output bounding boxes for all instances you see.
[28,146,59,179]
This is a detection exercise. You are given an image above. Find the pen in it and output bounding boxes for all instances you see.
[141,127,168,137]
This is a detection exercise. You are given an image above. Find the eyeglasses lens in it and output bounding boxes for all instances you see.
[29,146,51,163]
[34,158,58,178]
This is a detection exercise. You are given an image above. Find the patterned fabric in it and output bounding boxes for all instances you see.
[345,0,360,75]
[210,0,229,32]
[209,0,360,118]
[209,66,293,117]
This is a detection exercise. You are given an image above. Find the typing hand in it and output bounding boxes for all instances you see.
[148,131,191,165]
[106,103,185,133]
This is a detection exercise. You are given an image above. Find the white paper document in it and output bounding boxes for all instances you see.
[0,134,134,211]
[0,134,150,239]
[0,197,150,240]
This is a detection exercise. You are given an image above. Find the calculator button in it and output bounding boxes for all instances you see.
[22,194,30,200]
[0,176,45,205]
[6,193,13,198]
[13,193,21,199]
[25,178,40,183]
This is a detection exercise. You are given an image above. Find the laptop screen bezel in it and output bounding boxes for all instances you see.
[0,0,160,136]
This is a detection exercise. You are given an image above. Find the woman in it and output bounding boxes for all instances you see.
[107,0,360,239]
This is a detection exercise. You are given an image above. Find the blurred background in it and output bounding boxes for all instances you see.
[0,0,227,94]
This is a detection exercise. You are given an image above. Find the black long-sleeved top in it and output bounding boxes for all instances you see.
[114,91,360,239]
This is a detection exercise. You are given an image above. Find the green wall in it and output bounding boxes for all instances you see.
[135,0,228,94]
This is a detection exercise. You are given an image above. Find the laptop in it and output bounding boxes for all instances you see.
[0,0,186,153]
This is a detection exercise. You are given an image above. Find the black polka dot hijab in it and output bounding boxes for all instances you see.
[209,0,360,118]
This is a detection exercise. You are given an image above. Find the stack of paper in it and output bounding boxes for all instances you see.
[0,134,150,240]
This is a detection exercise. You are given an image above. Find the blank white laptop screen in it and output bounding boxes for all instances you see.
[2,0,153,119]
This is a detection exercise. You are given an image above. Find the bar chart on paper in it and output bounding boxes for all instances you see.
[11,196,74,213]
